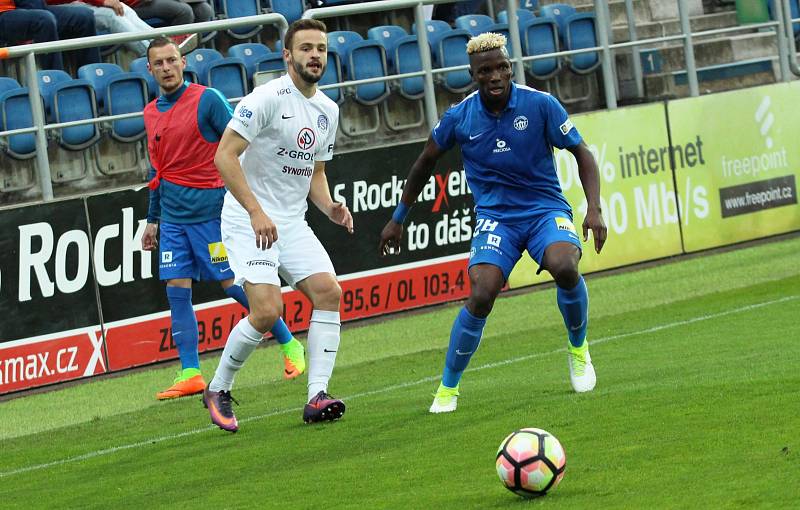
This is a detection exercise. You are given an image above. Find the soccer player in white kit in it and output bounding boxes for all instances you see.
[203,19,353,432]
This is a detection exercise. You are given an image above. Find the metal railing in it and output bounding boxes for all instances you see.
[1,0,798,203]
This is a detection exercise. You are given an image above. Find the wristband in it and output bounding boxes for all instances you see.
[392,202,410,224]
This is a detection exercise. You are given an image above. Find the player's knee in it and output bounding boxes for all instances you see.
[312,280,342,310]
[467,286,498,317]
[550,262,580,290]
[248,301,282,333]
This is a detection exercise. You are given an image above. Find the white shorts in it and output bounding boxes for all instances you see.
[221,209,336,288]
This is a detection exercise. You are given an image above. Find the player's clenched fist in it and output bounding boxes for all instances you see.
[379,221,403,256]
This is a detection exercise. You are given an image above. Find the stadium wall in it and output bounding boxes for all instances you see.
[1,82,798,394]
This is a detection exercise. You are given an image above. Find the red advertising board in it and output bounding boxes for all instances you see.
[102,256,470,372]
[0,330,107,393]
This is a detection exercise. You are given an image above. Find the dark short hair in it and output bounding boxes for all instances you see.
[284,19,327,51]
[146,36,179,62]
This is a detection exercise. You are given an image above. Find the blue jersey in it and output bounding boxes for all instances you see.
[146,82,233,224]
[431,83,581,223]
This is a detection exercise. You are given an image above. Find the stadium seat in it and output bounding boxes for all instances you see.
[565,13,600,74]
[394,37,425,99]
[254,53,285,74]
[37,70,72,121]
[521,18,561,80]
[106,77,148,142]
[767,0,800,36]
[0,87,37,159]
[49,79,100,151]
[539,3,576,44]
[269,0,304,24]
[129,57,159,100]
[221,0,262,39]
[319,51,343,104]
[455,14,495,36]
[367,25,409,71]
[0,77,20,95]
[228,43,273,81]
[496,8,536,27]
[77,64,148,142]
[185,49,248,98]
[412,21,472,93]
[367,26,424,99]
[328,31,389,105]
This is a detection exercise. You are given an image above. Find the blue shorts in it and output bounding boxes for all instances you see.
[468,211,582,280]
[158,219,232,281]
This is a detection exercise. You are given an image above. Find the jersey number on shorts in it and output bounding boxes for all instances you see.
[473,218,499,238]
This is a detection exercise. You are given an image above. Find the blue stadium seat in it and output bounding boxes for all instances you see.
[0,87,37,159]
[269,0,304,24]
[185,48,248,98]
[565,13,600,74]
[37,70,72,121]
[106,77,148,142]
[319,51,343,104]
[768,0,800,36]
[521,0,539,12]
[77,63,148,142]
[228,43,273,81]
[0,77,20,95]
[367,25,409,71]
[539,3,576,44]
[49,79,100,150]
[455,14,495,36]
[221,0,262,39]
[496,8,536,27]
[328,31,389,105]
[521,18,561,79]
[254,53,285,74]
[129,57,159,100]
[395,36,424,99]
[412,21,472,93]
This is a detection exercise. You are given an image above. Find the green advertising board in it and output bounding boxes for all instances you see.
[668,82,800,252]
[509,103,684,288]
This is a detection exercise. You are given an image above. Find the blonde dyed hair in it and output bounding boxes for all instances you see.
[466,32,509,57]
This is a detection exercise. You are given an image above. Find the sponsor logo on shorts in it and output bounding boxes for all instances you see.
[555,217,577,234]
[246,260,276,267]
[208,242,228,264]
[161,251,173,263]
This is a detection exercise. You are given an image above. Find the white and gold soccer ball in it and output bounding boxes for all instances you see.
[495,427,566,497]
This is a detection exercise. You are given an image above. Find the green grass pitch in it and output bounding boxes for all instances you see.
[1,236,798,509]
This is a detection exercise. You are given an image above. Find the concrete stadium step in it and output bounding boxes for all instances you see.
[612,11,741,44]
[614,31,777,78]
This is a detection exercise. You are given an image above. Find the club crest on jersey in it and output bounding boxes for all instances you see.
[317,114,328,131]
[297,128,315,150]
[513,116,528,131]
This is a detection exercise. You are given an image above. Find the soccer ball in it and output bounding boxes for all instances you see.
[495,428,566,497]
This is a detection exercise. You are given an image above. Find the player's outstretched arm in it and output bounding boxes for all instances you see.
[215,127,277,250]
[379,136,446,256]
[568,141,607,254]
[309,161,353,233]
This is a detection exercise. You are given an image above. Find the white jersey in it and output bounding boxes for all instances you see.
[224,74,339,223]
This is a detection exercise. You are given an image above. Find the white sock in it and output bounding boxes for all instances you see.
[306,309,341,402]
[209,317,263,392]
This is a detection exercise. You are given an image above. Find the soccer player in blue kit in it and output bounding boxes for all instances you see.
[379,33,608,413]
[141,36,306,400]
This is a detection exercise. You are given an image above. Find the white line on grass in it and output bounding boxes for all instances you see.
[0,294,795,479]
